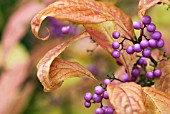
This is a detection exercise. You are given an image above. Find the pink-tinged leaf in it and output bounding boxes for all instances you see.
[138,0,170,18]
[107,82,146,114]
[143,87,170,114]
[154,60,170,96]
[1,1,44,57]
[37,32,98,92]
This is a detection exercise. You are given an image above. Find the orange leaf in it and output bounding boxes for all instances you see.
[154,60,170,96]
[107,82,146,114]
[37,32,98,92]
[143,87,170,114]
[138,0,170,18]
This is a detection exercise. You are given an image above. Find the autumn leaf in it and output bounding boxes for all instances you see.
[107,82,146,114]
[154,60,170,96]
[138,0,170,18]
[143,87,170,114]
[37,32,98,92]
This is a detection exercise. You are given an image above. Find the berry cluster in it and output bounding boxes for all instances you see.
[111,15,166,86]
[84,79,114,114]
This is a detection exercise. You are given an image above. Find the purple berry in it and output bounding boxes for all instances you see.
[61,26,70,34]
[103,79,111,86]
[153,69,162,77]
[94,86,104,95]
[157,39,164,48]
[152,31,162,40]
[112,31,120,39]
[126,46,134,54]
[102,106,109,111]
[103,91,109,99]
[138,57,147,66]
[105,107,114,114]
[122,74,129,82]
[133,44,142,52]
[146,71,154,79]
[142,48,151,57]
[133,21,142,30]
[112,50,120,58]
[84,101,91,108]
[147,23,156,32]
[131,75,137,82]
[84,92,93,102]
[93,94,102,103]
[149,39,157,48]
[132,68,141,76]
[95,108,104,114]
[142,15,151,25]
[112,42,120,49]
[140,40,149,48]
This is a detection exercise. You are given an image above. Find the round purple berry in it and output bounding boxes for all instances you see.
[133,44,142,52]
[112,50,120,58]
[133,21,142,30]
[153,69,162,77]
[140,40,149,48]
[147,23,156,32]
[61,26,70,34]
[142,15,151,25]
[126,45,134,54]
[149,39,157,48]
[122,74,129,82]
[84,92,93,102]
[105,107,114,114]
[95,108,104,114]
[142,48,151,57]
[93,94,102,103]
[152,31,162,40]
[112,31,120,39]
[157,39,164,48]
[94,86,104,95]
[102,106,109,112]
[146,71,154,79]
[138,57,147,66]
[112,41,120,49]
[103,91,109,99]
[84,101,91,108]
[103,79,111,86]
[132,68,141,76]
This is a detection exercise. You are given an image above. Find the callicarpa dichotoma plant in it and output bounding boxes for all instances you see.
[31,0,170,114]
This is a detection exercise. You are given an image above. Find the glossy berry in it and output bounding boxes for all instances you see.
[103,91,109,99]
[95,108,104,114]
[84,92,93,102]
[105,107,114,114]
[112,50,120,58]
[146,71,154,79]
[112,42,120,49]
[102,106,109,111]
[147,23,156,32]
[122,74,129,82]
[61,26,70,34]
[152,31,162,40]
[157,39,164,48]
[137,57,147,66]
[126,46,134,54]
[133,44,142,52]
[142,15,151,25]
[142,48,151,57]
[103,79,111,86]
[84,101,91,108]
[112,31,120,39]
[149,39,157,48]
[140,40,149,48]
[94,86,104,95]
[93,94,102,103]
[132,68,141,76]
[133,21,142,30]
[153,69,162,77]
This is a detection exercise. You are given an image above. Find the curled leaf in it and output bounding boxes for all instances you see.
[143,87,170,114]
[154,60,170,96]
[37,32,98,92]
[107,82,146,114]
[138,0,170,18]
